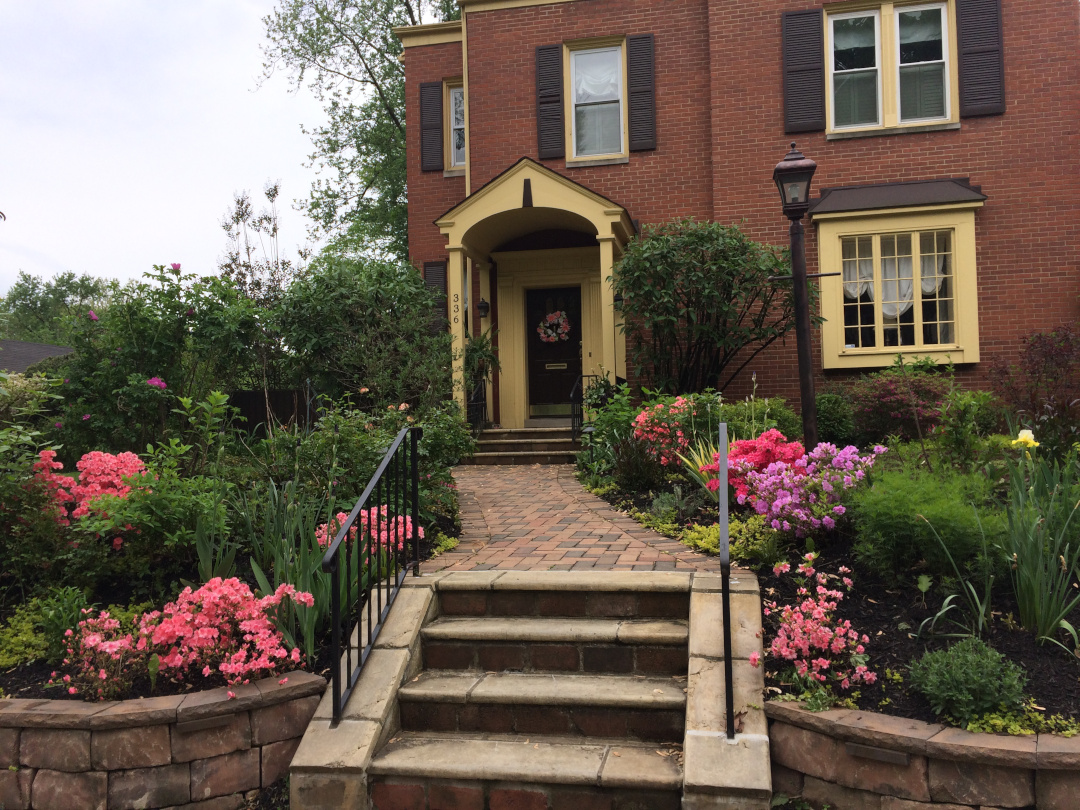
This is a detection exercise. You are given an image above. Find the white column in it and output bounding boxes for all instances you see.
[447,246,468,412]
[598,235,617,381]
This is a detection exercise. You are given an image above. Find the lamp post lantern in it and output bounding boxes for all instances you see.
[773,142,819,449]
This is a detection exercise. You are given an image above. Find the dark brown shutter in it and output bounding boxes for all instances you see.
[423,260,448,333]
[781,10,826,134]
[957,0,1005,117]
[536,45,565,160]
[627,34,657,152]
[420,82,443,171]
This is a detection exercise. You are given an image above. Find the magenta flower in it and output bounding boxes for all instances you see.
[146,377,167,390]
[88,310,98,321]
[82,414,91,421]
[170,263,181,271]
[54,422,63,429]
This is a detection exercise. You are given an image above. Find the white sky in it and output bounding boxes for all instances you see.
[0,1,325,295]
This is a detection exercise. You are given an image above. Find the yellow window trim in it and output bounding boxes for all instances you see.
[444,78,465,172]
[393,20,462,48]
[816,205,981,370]
[563,37,629,164]
[824,0,960,136]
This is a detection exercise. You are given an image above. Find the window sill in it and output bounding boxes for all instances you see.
[565,155,629,168]
[443,168,466,178]
[825,346,972,370]
[827,122,961,141]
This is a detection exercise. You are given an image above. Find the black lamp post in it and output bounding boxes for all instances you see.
[773,142,819,449]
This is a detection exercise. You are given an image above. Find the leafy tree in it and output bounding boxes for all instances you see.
[614,219,799,394]
[0,272,113,345]
[277,257,452,411]
[262,0,459,262]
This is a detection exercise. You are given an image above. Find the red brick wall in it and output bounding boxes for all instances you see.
[404,0,1080,409]
[403,41,467,272]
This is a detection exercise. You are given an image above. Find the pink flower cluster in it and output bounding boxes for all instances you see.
[537,310,571,343]
[145,377,167,390]
[759,553,876,691]
[315,505,425,551]
[53,578,314,700]
[32,450,75,526]
[633,396,696,466]
[700,429,805,498]
[740,442,885,538]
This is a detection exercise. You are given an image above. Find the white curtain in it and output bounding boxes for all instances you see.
[574,51,620,104]
[843,258,874,300]
[898,10,942,47]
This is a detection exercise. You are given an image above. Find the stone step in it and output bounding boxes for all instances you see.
[477,427,576,442]
[421,617,689,676]
[368,733,683,809]
[398,671,686,742]
[439,587,689,620]
[473,438,581,454]
[461,450,578,465]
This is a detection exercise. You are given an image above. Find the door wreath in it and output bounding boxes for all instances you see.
[537,310,571,343]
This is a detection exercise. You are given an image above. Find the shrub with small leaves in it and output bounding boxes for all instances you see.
[908,638,1027,724]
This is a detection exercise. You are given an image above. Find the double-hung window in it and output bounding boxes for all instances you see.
[826,2,953,134]
[570,46,624,158]
[447,84,466,168]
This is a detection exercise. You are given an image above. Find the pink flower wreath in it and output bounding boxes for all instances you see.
[537,310,571,343]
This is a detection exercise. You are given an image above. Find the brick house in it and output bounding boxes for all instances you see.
[395,0,1079,428]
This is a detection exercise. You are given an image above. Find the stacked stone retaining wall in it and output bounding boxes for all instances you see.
[767,701,1080,810]
[0,670,325,810]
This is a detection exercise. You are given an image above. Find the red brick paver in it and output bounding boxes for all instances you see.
[422,465,723,573]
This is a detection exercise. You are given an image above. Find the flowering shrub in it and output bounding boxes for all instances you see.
[33,450,147,525]
[315,505,424,551]
[54,578,314,699]
[32,450,75,526]
[145,377,167,390]
[741,442,885,537]
[633,395,696,466]
[848,362,949,446]
[699,429,805,499]
[759,552,877,692]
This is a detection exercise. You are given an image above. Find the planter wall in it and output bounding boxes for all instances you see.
[766,701,1080,810]
[0,670,325,810]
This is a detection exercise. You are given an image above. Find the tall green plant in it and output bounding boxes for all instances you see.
[613,219,799,393]
[1001,445,1080,649]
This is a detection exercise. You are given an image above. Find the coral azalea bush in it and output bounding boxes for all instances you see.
[315,505,424,550]
[54,578,313,700]
[32,449,146,523]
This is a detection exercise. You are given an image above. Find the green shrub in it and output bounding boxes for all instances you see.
[0,601,48,668]
[38,586,91,663]
[851,469,1005,583]
[816,391,855,447]
[716,396,801,442]
[909,638,1027,723]
[680,514,784,566]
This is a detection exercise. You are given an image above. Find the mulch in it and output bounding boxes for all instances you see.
[759,543,1080,723]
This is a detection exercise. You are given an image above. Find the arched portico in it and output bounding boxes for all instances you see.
[436,158,635,428]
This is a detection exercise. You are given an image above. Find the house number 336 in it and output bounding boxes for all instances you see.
[452,293,460,324]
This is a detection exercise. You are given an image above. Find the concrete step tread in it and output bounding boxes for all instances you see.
[422,616,689,645]
[475,438,579,446]
[478,428,576,436]
[400,671,687,709]
[369,732,683,790]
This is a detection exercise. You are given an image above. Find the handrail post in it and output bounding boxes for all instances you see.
[718,422,736,740]
[411,427,422,576]
[328,558,342,726]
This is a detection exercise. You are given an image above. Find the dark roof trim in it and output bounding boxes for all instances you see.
[808,178,987,217]
[0,340,73,373]
[433,156,637,233]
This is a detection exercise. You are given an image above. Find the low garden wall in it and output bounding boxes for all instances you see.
[0,670,325,810]
[766,701,1080,810]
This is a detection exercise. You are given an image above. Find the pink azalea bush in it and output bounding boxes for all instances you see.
[699,429,805,499]
[54,578,313,700]
[758,552,877,692]
[315,505,424,550]
[740,442,886,538]
[32,450,146,523]
[633,395,696,466]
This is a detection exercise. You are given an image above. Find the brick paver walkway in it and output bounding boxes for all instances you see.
[421,465,723,573]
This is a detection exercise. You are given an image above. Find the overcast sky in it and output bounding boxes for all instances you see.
[0,1,324,295]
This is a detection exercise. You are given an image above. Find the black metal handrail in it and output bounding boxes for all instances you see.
[466,379,487,431]
[321,426,423,725]
[570,374,600,441]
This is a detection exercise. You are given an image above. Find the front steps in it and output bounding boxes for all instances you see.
[463,427,580,465]
[290,571,771,810]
